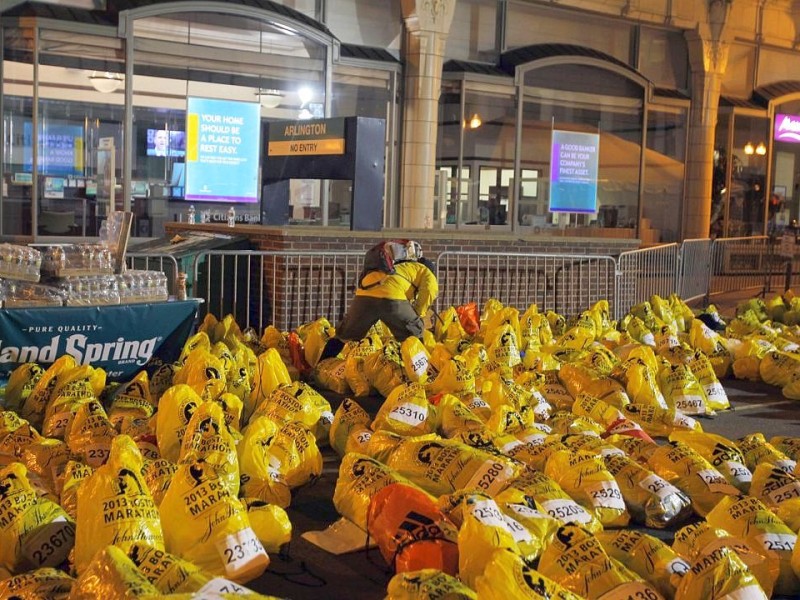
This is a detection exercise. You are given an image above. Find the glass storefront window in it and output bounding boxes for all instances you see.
[729,114,770,236]
[643,106,687,242]
[131,10,328,235]
[520,62,645,232]
[771,101,800,227]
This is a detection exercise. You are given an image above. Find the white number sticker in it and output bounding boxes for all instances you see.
[540,498,592,525]
[639,474,682,500]
[697,469,738,494]
[584,480,625,510]
[465,460,510,495]
[388,402,427,426]
[216,527,268,579]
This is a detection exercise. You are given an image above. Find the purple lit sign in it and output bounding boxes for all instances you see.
[775,113,800,143]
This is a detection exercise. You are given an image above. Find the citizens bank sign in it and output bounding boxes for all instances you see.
[0,301,198,381]
[775,113,800,143]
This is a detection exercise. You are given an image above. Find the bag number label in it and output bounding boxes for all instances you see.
[216,527,267,578]
[388,402,427,426]
[639,474,682,501]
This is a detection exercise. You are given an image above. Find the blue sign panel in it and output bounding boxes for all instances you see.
[185,97,261,203]
[549,130,600,214]
[0,300,198,381]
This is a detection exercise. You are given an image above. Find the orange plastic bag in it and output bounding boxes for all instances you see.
[367,483,459,575]
[456,302,480,336]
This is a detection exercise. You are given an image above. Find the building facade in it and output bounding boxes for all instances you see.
[2,0,799,243]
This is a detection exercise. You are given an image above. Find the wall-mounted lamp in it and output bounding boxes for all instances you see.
[756,142,767,156]
[89,71,123,94]
[468,113,482,129]
[744,141,755,155]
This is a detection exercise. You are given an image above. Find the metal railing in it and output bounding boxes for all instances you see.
[435,251,617,317]
[180,235,798,334]
[707,236,777,301]
[678,238,712,303]
[124,252,180,296]
[615,243,679,320]
[192,250,364,332]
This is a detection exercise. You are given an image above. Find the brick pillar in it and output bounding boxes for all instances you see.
[682,2,731,239]
[399,0,456,229]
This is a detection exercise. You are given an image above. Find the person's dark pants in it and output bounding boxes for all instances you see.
[319,297,423,360]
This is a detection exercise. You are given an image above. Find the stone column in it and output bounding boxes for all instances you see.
[682,0,731,239]
[399,0,456,229]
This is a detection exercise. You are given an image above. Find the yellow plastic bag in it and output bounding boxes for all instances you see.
[648,441,739,516]
[658,362,712,416]
[69,545,160,599]
[387,568,476,600]
[107,371,154,430]
[159,458,269,582]
[672,521,776,597]
[400,336,432,384]
[65,399,117,467]
[20,355,76,429]
[329,398,372,457]
[214,392,244,432]
[176,348,227,401]
[544,449,629,527]
[597,529,689,598]
[610,356,669,409]
[738,432,796,473]
[313,357,350,395]
[155,384,204,463]
[249,348,292,412]
[621,403,701,438]
[3,363,45,414]
[243,499,292,553]
[178,401,239,496]
[558,363,630,409]
[148,361,178,404]
[142,458,177,507]
[437,394,488,437]
[604,453,693,529]
[237,417,291,508]
[707,494,799,595]
[43,364,105,438]
[760,350,800,387]
[494,469,602,533]
[669,430,752,492]
[179,331,212,364]
[261,420,323,490]
[364,342,408,397]
[538,525,663,599]
[58,459,93,519]
[429,356,476,396]
[687,349,730,410]
[749,463,800,531]
[74,435,163,574]
[386,436,518,498]
[675,541,768,600]
[373,382,438,436]
[771,435,800,462]
[127,541,210,593]
[302,317,334,368]
[474,548,582,600]
[0,463,75,573]
[0,568,74,599]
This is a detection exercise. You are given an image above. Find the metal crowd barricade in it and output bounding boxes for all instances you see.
[677,238,712,303]
[434,251,618,316]
[706,236,778,301]
[615,244,679,320]
[124,252,180,296]
[191,250,364,332]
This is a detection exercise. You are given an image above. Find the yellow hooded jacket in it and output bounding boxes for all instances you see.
[355,261,438,316]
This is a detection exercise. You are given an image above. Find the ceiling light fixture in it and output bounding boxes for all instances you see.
[257,89,283,109]
[89,71,123,93]
[755,142,767,156]
[744,141,754,155]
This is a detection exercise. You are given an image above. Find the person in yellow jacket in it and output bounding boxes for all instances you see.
[320,256,438,359]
